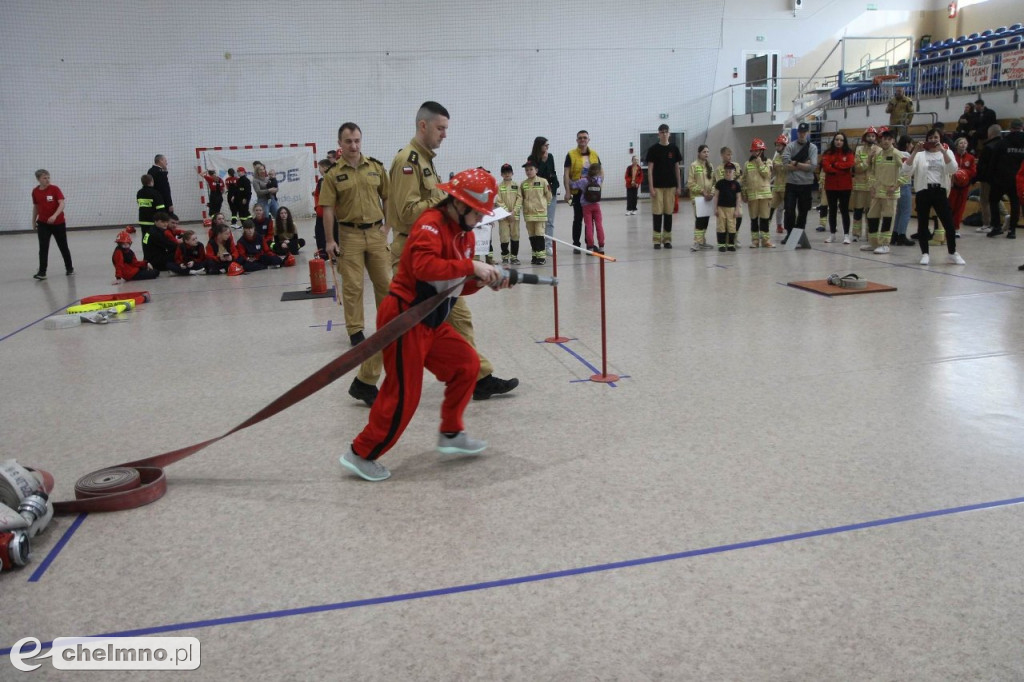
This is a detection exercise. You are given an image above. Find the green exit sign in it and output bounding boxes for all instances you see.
[866,3,878,9]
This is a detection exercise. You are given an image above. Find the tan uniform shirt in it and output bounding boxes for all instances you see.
[387,139,443,235]
[318,155,388,223]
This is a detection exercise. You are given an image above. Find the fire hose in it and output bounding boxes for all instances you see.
[20,268,556,517]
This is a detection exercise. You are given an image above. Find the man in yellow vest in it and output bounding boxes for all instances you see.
[563,130,601,252]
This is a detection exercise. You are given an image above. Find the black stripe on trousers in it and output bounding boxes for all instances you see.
[368,312,407,460]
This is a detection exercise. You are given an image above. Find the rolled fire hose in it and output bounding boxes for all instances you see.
[826,273,867,289]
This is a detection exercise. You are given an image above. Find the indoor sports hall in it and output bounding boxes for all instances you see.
[3,1,1023,679]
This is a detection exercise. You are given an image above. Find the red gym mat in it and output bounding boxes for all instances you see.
[787,279,897,297]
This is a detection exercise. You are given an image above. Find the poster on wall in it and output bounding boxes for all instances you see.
[199,146,317,218]
[963,55,994,87]
[999,49,1024,83]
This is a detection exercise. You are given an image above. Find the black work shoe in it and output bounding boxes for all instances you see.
[663,242,673,249]
[987,227,1004,238]
[1007,232,1016,240]
[473,374,519,401]
[350,331,366,347]
[33,272,46,280]
[348,378,378,407]
[653,243,662,250]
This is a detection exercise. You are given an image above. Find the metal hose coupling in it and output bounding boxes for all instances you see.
[488,267,559,290]
[0,530,30,570]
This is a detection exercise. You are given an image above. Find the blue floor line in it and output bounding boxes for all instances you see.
[27,513,87,583]
[4,494,1021,657]
[553,341,619,387]
[0,303,76,343]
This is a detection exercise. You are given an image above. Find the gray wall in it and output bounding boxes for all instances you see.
[5,0,1017,229]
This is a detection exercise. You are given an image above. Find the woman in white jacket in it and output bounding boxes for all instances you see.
[900,128,964,265]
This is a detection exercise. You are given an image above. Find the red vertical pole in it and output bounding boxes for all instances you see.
[545,240,569,343]
[590,255,619,383]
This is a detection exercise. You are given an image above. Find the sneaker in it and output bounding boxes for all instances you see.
[437,432,488,455]
[947,252,966,265]
[919,253,930,265]
[860,244,875,251]
[473,374,519,401]
[501,256,510,265]
[690,242,701,252]
[824,234,836,243]
[701,243,715,250]
[592,246,604,254]
[190,268,207,275]
[340,447,390,481]
[33,272,46,280]
[842,235,852,245]
[66,269,74,276]
[536,258,546,265]
[349,331,366,347]
[510,257,522,265]
[1007,232,1016,240]
[987,227,1004,238]
[573,244,582,254]
[726,246,736,252]
[718,246,726,252]
[545,247,553,256]
[653,243,662,250]
[776,225,784,234]
[663,242,672,249]
[873,245,890,254]
[815,226,826,232]
[531,256,542,265]
[348,377,378,406]
[976,225,990,233]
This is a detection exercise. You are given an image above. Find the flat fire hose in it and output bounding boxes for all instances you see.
[40,284,461,514]
[826,273,867,289]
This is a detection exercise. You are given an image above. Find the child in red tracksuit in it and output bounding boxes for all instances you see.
[251,204,275,244]
[340,168,512,482]
[168,230,209,275]
[233,220,283,272]
[112,230,159,282]
[206,224,236,274]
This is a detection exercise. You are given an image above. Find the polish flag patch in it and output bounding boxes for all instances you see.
[402,166,414,175]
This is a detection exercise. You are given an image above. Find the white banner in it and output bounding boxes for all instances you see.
[999,49,1024,83]
[963,55,994,87]
[200,147,316,218]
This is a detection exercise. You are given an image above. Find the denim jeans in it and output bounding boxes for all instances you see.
[894,184,912,236]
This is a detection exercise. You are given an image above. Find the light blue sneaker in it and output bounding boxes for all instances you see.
[437,432,487,455]
[340,447,391,481]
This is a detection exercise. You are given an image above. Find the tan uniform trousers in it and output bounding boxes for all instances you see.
[747,198,771,220]
[771,189,786,209]
[851,189,871,211]
[525,220,545,238]
[650,187,676,215]
[338,224,391,336]
[716,207,738,233]
[498,217,520,243]
[868,196,897,219]
[390,232,409,272]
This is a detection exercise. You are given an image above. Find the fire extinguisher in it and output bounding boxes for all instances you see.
[309,253,327,294]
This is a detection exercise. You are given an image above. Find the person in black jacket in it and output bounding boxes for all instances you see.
[148,154,174,217]
[232,166,253,221]
[970,100,997,153]
[986,119,1024,239]
[141,211,178,271]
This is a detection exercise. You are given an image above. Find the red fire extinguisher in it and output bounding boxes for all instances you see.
[309,253,327,294]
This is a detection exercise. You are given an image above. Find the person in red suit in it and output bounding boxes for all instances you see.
[340,168,512,482]
[949,137,977,236]
[112,230,159,282]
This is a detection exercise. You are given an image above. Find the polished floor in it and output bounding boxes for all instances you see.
[2,202,1023,681]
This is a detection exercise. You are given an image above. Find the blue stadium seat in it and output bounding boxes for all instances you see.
[967,32,980,41]
[981,41,992,50]
[995,26,1008,34]
[1009,23,1022,32]
[942,38,955,46]
[966,43,979,52]
[981,29,993,37]
[940,49,952,57]
[956,35,967,42]
[994,38,1006,47]
[953,46,964,54]
[1010,35,1022,45]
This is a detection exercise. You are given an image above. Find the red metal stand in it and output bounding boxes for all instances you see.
[590,255,619,383]
[544,240,569,344]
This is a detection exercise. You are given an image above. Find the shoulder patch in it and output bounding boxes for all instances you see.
[423,168,432,177]
[408,150,419,164]
[402,166,414,175]
[368,156,381,165]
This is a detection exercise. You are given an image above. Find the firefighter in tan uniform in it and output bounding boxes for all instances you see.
[743,138,775,248]
[862,128,902,254]
[321,122,391,407]
[386,101,518,400]
[494,163,522,264]
[851,127,880,240]
[688,147,716,251]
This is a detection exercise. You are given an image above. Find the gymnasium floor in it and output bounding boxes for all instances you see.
[2,202,1023,680]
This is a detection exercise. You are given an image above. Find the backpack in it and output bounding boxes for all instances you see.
[583,177,602,203]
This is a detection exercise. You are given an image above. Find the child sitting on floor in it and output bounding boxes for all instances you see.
[168,230,209,275]
[271,206,305,257]
[206,224,236,274]
[112,229,159,283]
[234,220,283,272]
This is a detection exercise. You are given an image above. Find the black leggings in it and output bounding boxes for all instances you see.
[36,221,73,275]
[626,187,638,211]
[826,189,851,233]
[915,187,956,255]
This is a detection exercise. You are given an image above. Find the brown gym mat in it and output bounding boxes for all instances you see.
[280,288,336,301]
[787,279,897,297]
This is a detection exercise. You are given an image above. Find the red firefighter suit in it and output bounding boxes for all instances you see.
[351,206,486,461]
